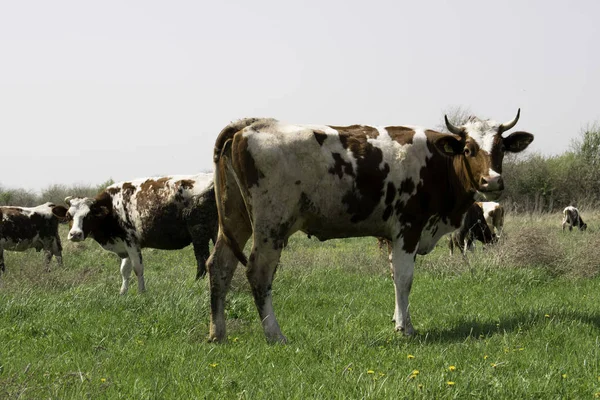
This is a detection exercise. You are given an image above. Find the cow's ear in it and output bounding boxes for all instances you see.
[52,205,69,220]
[503,131,534,153]
[432,134,464,156]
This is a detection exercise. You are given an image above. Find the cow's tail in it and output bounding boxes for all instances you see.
[213,118,262,267]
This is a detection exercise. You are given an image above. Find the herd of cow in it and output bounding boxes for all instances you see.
[0,109,588,343]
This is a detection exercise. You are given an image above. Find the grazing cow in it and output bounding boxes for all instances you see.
[207,111,534,343]
[61,173,218,294]
[0,202,68,272]
[448,202,496,255]
[479,201,504,237]
[562,206,587,231]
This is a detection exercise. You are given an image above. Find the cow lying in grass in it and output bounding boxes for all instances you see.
[1,202,68,273]
[60,173,217,294]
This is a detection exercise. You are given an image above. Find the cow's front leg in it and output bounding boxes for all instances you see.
[52,236,63,267]
[127,247,145,293]
[0,248,5,273]
[391,241,417,335]
[43,249,53,272]
[119,257,133,295]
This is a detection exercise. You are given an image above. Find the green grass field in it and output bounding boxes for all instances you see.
[1,213,600,399]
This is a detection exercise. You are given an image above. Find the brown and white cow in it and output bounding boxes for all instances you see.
[448,202,496,255]
[61,173,218,294]
[207,111,534,343]
[479,201,504,237]
[562,206,587,231]
[0,202,68,273]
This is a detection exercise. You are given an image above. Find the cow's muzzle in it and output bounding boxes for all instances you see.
[68,230,84,242]
[479,175,504,192]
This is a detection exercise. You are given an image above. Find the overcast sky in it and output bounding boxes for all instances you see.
[1,0,598,192]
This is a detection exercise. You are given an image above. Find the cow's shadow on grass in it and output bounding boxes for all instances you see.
[412,310,600,344]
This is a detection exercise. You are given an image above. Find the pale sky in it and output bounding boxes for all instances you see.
[1,0,599,192]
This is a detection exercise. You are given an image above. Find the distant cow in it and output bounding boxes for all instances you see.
[562,206,587,231]
[60,174,218,294]
[479,201,504,237]
[0,202,68,272]
[207,110,533,343]
[448,202,496,255]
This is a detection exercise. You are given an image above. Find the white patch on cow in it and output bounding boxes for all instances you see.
[462,118,499,153]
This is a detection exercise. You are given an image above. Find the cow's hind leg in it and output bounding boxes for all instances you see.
[207,229,251,342]
[391,241,417,335]
[119,257,133,295]
[246,237,286,344]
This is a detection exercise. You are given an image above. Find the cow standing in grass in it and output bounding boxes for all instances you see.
[562,206,587,231]
[61,174,217,294]
[448,202,496,255]
[0,202,68,273]
[207,111,534,343]
[479,201,504,237]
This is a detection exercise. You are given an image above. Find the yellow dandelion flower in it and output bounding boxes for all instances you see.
[594,392,600,398]
[545,314,550,318]
[447,381,455,386]
[518,347,524,351]
[491,363,497,368]
[484,355,488,360]
[367,370,375,374]
[209,363,218,368]
[100,378,106,383]
[379,372,385,377]
[233,337,239,343]
[412,369,419,375]
[562,373,567,379]
[409,374,417,380]
[448,365,456,372]
[418,384,423,390]
[407,354,415,359]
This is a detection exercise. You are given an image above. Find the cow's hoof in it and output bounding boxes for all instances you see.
[207,334,227,343]
[395,325,415,336]
[265,332,288,345]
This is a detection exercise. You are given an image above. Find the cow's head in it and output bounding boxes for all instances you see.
[434,109,534,201]
[63,196,110,242]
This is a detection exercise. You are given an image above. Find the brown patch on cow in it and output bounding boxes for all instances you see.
[329,153,354,178]
[333,131,390,223]
[385,126,415,145]
[232,135,264,188]
[106,187,121,196]
[313,130,327,146]
[385,182,396,205]
[395,141,476,254]
[140,177,170,193]
[329,125,379,139]
[399,178,415,195]
[177,179,195,190]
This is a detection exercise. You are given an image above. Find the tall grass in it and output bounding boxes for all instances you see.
[0,213,599,398]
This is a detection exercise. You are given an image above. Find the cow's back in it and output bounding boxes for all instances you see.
[107,174,213,249]
[0,203,59,251]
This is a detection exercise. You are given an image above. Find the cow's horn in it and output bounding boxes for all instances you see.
[65,196,73,206]
[444,115,465,137]
[498,108,520,134]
